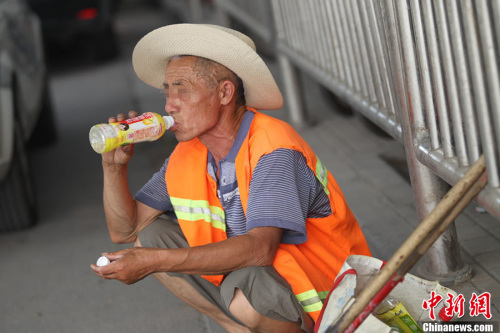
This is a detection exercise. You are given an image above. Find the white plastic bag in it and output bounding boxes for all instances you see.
[315,255,457,333]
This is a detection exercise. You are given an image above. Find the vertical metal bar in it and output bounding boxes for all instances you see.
[359,0,386,108]
[344,1,369,98]
[337,0,361,93]
[280,0,295,52]
[331,0,353,89]
[285,0,299,52]
[271,0,284,41]
[369,0,398,118]
[317,1,337,76]
[422,0,453,158]
[325,0,344,81]
[476,1,500,182]
[288,0,302,56]
[461,0,500,187]
[446,0,480,164]
[352,0,377,103]
[298,0,316,64]
[433,1,468,167]
[409,0,439,150]
[306,2,328,71]
[492,0,500,52]
[391,0,471,284]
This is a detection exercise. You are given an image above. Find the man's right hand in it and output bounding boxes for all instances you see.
[102,111,139,166]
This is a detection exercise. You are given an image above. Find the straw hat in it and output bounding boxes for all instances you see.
[132,24,283,110]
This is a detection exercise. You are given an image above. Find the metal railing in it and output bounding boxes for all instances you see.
[214,0,500,215]
[174,0,500,282]
[272,0,500,204]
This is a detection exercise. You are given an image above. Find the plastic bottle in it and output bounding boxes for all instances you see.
[89,112,174,154]
[375,296,424,333]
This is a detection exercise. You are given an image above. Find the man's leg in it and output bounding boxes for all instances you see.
[221,266,314,333]
[136,217,249,332]
[229,289,313,333]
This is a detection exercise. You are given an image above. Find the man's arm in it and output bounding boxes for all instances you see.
[102,162,163,243]
[101,111,164,243]
[91,226,283,284]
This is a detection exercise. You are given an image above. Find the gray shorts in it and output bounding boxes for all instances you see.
[138,216,309,328]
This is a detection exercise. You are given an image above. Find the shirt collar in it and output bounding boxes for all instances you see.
[207,109,255,164]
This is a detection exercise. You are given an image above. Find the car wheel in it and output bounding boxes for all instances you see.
[0,120,37,232]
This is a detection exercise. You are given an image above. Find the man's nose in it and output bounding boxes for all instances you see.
[165,97,178,113]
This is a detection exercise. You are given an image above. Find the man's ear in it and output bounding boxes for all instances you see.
[219,80,236,106]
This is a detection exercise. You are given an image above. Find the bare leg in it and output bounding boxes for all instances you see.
[135,239,250,333]
[228,289,314,333]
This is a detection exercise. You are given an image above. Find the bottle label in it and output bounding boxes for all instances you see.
[90,112,166,153]
[115,113,164,145]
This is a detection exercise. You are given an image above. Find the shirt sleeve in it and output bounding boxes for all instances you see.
[134,157,173,212]
[246,149,331,244]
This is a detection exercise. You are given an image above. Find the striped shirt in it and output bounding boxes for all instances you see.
[135,111,331,244]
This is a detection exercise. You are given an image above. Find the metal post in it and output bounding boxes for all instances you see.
[386,0,471,285]
[277,53,307,128]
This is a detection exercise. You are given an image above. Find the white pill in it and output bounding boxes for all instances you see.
[96,256,110,267]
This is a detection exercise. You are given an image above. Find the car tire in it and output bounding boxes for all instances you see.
[0,120,37,232]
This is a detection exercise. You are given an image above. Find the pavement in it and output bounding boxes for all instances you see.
[1,1,499,332]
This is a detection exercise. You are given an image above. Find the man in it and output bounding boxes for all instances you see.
[91,24,371,333]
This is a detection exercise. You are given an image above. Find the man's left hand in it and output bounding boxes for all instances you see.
[90,248,157,285]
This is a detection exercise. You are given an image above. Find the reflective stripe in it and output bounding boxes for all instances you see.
[315,157,330,195]
[295,289,324,313]
[170,197,226,231]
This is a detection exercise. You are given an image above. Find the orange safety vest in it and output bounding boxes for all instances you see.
[165,109,371,320]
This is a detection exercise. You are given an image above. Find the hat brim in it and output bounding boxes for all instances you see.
[132,24,283,110]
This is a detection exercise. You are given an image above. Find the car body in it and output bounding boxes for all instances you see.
[0,0,55,231]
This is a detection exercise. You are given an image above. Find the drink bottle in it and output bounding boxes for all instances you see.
[375,296,424,333]
[89,112,174,154]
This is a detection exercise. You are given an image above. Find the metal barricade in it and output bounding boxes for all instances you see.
[207,0,500,282]
[271,0,500,219]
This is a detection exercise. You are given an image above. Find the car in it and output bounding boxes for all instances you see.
[0,0,56,232]
[26,0,120,61]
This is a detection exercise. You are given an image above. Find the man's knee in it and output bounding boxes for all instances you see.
[228,288,263,329]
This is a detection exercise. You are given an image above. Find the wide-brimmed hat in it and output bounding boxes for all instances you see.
[132,24,283,110]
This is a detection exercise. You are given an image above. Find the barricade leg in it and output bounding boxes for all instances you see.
[385,0,472,286]
[277,54,307,128]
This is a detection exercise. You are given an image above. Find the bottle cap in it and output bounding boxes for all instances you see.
[163,116,175,129]
[438,306,453,321]
[96,256,110,267]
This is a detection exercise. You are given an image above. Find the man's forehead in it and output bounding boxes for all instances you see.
[164,58,198,83]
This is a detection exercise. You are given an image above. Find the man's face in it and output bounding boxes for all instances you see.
[163,56,221,142]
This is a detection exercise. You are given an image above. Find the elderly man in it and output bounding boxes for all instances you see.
[91,24,371,333]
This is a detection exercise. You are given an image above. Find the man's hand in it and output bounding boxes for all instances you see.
[90,247,158,285]
[101,111,139,166]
